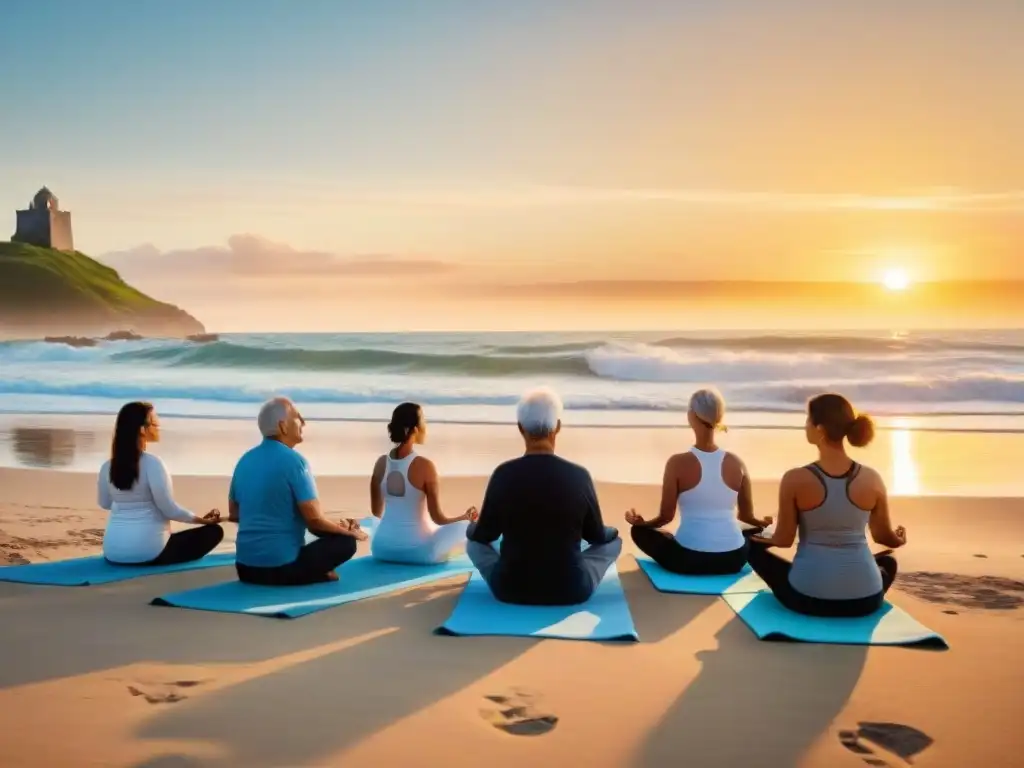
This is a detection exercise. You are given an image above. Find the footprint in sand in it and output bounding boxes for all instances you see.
[127,679,203,705]
[479,688,558,736]
[838,722,934,766]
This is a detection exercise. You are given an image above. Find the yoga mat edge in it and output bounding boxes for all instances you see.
[436,565,639,642]
[722,591,949,649]
[634,555,768,595]
[150,556,473,619]
[0,552,235,587]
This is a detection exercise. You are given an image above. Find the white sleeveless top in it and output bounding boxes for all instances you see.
[372,450,437,554]
[673,447,744,553]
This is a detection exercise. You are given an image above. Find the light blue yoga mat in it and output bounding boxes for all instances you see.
[151,555,473,618]
[0,552,235,587]
[436,564,638,642]
[635,556,768,595]
[722,591,948,648]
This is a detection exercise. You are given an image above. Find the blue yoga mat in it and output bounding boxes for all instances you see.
[151,555,473,618]
[0,552,235,587]
[436,564,638,642]
[635,556,767,595]
[722,591,948,648]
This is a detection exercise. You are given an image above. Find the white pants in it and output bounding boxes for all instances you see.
[371,520,470,565]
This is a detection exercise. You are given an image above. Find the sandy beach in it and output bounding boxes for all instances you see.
[1,461,1023,767]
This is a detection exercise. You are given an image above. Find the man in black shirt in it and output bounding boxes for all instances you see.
[466,387,622,605]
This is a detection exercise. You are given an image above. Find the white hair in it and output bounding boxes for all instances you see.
[516,387,563,437]
[257,397,292,438]
[690,387,726,429]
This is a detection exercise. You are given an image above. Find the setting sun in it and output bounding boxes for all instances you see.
[882,268,911,291]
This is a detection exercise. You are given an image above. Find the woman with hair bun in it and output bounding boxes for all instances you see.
[746,393,907,617]
[368,403,478,564]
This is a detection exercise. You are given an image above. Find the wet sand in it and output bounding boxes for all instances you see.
[1,467,1023,767]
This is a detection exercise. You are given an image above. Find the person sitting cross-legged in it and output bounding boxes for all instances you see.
[369,402,478,565]
[625,387,771,575]
[745,393,905,617]
[228,397,366,586]
[466,387,622,606]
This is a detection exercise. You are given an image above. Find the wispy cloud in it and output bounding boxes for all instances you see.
[202,183,1024,213]
[100,235,455,278]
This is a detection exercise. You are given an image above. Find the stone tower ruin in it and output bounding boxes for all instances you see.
[12,187,75,252]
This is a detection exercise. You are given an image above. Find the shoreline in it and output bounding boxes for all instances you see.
[6,408,1024,433]
[3,412,1024,497]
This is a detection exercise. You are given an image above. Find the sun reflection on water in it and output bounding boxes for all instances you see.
[890,418,921,496]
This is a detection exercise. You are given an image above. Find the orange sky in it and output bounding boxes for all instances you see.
[3,2,1023,330]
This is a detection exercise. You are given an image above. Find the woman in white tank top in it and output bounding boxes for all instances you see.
[625,388,772,575]
[369,403,478,565]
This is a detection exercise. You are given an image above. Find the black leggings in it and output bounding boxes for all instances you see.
[746,540,898,618]
[108,524,225,567]
[236,533,358,586]
[631,526,754,575]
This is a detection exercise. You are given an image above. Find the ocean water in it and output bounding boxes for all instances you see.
[1,330,1023,429]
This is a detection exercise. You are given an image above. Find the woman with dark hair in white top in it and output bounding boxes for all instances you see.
[369,403,478,564]
[625,388,771,574]
[99,401,223,565]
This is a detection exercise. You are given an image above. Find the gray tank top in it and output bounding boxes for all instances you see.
[787,463,883,600]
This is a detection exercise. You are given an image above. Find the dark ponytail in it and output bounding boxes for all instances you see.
[109,401,153,490]
[387,402,422,445]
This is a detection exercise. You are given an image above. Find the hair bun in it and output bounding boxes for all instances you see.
[846,413,875,448]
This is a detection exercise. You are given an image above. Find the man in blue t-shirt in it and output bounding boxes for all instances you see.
[227,397,366,585]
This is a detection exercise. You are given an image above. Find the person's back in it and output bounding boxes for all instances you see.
[788,463,882,600]
[744,392,906,618]
[373,450,436,551]
[473,454,617,605]
[232,438,308,568]
[467,387,622,606]
[674,447,744,552]
[102,453,171,561]
[368,403,476,565]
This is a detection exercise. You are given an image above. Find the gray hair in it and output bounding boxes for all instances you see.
[516,387,563,437]
[690,387,726,430]
[257,397,292,438]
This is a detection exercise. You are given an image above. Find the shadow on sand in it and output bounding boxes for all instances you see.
[635,612,869,768]
[0,568,517,690]
[618,566,720,643]
[132,578,535,767]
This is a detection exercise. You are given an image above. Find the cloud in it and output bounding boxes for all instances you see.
[223,184,1024,213]
[100,234,456,278]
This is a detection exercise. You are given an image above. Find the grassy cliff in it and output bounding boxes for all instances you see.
[0,241,204,337]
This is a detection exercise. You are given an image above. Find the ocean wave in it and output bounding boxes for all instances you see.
[4,331,1022,384]
[650,333,1024,355]
[107,341,593,376]
[1,371,1023,415]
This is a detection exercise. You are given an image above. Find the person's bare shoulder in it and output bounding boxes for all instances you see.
[721,451,747,487]
[854,463,886,490]
[781,465,815,489]
[667,451,696,470]
[412,454,437,475]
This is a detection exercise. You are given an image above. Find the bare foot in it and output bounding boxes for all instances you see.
[325,570,339,582]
